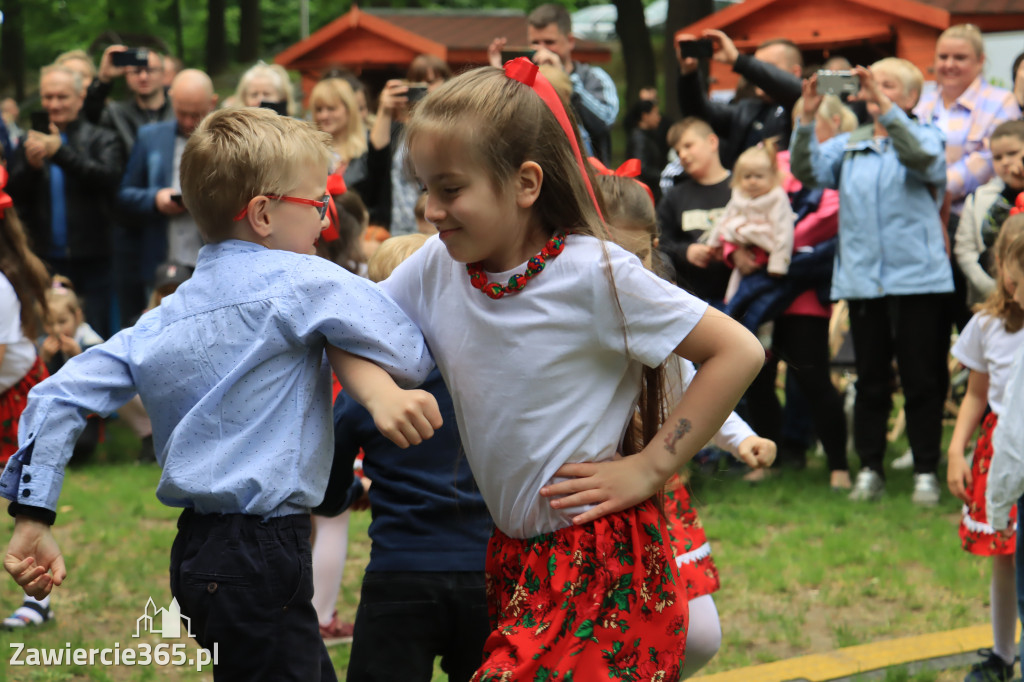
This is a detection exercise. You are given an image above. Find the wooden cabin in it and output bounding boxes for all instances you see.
[275,5,612,100]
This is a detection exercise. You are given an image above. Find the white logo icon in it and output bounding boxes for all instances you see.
[133,597,194,639]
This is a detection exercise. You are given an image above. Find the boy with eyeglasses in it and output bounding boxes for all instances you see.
[1,107,440,681]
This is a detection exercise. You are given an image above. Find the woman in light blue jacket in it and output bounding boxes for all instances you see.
[791,59,953,506]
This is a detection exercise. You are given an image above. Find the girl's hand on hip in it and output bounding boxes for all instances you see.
[540,455,663,526]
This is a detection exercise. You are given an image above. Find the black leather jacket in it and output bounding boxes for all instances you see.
[677,54,802,170]
[8,117,126,261]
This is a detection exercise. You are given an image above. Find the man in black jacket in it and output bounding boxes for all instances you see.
[9,65,126,337]
[675,29,803,170]
[84,45,173,151]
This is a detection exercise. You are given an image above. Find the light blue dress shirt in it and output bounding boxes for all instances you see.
[0,240,432,519]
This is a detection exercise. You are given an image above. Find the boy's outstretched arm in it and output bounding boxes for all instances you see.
[4,517,66,599]
[541,307,764,524]
[326,346,442,449]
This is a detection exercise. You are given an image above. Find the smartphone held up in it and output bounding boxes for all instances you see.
[678,38,714,60]
[111,47,150,68]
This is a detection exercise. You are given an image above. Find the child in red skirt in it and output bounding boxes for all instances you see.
[0,162,53,630]
[382,62,765,681]
[947,214,1024,682]
[594,166,777,678]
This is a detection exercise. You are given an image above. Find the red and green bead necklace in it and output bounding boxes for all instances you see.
[465,232,567,300]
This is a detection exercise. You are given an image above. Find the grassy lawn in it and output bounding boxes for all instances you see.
[0,416,999,681]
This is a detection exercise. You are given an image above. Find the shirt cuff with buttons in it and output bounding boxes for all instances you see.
[0,455,64,523]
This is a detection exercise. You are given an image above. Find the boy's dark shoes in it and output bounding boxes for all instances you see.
[964,649,1015,682]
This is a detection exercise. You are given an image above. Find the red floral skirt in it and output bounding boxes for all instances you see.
[0,357,49,465]
[960,413,1017,556]
[474,499,688,682]
[665,478,721,600]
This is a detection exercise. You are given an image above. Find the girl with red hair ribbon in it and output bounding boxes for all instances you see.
[377,58,765,681]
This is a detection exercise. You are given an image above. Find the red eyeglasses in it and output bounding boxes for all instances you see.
[233,194,330,222]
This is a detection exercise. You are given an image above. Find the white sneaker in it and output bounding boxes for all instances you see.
[911,473,941,506]
[849,469,885,501]
[891,449,914,470]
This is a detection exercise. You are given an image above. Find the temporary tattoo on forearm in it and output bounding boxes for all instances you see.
[663,418,693,454]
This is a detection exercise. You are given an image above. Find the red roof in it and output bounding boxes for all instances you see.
[917,0,1024,11]
[363,9,533,52]
[275,6,610,76]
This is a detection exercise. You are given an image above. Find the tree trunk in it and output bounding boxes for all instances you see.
[1,0,25,100]
[238,0,261,63]
[613,0,656,111]
[171,0,185,59]
[664,0,713,120]
[206,0,228,76]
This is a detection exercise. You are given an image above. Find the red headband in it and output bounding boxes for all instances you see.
[322,173,347,243]
[0,165,12,219]
[588,157,655,207]
[503,58,603,221]
[1010,192,1024,217]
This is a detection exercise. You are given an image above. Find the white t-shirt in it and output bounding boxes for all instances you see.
[952,312,1024,416]
[382,234,708,538]
[0,273,37,393]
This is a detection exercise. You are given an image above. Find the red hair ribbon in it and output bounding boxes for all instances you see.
[0,165,13,219]
[503,58,603,221]
[322,172,347,243]
[1010,192,1024,217]
[588,157,655,206]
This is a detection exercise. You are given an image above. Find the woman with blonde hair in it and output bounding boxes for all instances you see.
[234,61,296,116]
[914,24,1021,330]
[310,78,368,181]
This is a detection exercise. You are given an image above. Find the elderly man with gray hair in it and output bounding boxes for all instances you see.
[8,64,126,337]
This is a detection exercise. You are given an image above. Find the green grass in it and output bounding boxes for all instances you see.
[0,415,1001,681]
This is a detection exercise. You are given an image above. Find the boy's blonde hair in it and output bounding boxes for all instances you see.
[180,107,332,243]
[871,58,924,106]
[309,78,368,160]
[367,234,429,283]
[938,24,984,59]
[235,61,296,116]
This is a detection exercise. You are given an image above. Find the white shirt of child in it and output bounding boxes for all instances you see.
[0,273,37,393]
[951,312,1024,416]
[666,356,754,452]
[382,234,708,538]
